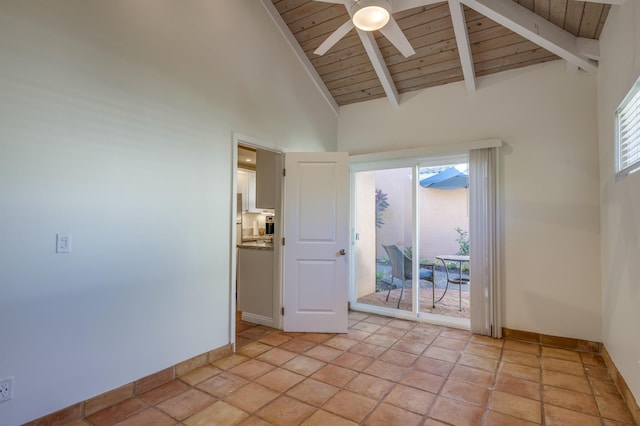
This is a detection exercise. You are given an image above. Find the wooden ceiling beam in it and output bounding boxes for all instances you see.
[394,0,450,12]
[448,0,477,91]
[260,0,340,115]
[582,0,623,4]
[357,30,401,106]
[460,0,599,72]
[577,37,600,60]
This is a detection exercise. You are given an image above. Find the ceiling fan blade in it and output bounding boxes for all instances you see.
[314,20,355,55]
[379,17,415,57]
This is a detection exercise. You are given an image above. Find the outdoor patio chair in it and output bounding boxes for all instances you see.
[382,244,434,308]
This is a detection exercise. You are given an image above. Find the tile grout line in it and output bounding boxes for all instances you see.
[340,316,395,425]
[62,313,636,425]
[228,326,621,425]
[475,334,500,426]
[241,322,609,425]
[344,318,401,423]
[539,342,545,426]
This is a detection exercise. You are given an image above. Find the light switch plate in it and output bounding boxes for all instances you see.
[56,233,71,253]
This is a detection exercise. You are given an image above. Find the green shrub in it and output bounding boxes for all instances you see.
[375,189,389,228]
[455,227,469,256]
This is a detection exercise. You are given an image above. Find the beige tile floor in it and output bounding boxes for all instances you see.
[68,312,636,425]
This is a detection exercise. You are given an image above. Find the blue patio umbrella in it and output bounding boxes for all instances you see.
[419,167,468,190]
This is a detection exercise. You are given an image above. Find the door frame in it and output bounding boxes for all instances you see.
[230,132,286,348]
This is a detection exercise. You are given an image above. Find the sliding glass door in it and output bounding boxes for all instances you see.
[416,164,469,319]
[351,154,470,326]
[354,167,414,313]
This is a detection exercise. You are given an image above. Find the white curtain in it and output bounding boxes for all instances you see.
[469,148,501,337]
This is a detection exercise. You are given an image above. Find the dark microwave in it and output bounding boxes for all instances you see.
[265,215,275,235]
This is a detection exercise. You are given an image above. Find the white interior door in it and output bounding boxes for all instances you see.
[283,152,349,333]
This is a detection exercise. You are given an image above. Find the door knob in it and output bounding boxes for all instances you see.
[339,249,347,256]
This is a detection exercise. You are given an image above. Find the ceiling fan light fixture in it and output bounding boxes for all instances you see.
[351,0,391,31]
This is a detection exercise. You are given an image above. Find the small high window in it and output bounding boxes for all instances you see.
[616,76,640,175]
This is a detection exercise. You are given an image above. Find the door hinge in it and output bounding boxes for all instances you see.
[282,237,285,246]
[283,168,286,177]
[281,307,284,316]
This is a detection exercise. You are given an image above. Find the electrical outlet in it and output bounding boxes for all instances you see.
[0,377,13,403]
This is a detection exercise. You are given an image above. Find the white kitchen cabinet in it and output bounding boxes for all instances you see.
[237,247,274,326]
[256,149,276,209]
[237,168,257,212]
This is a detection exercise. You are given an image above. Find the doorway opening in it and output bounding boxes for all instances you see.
[350,155,470,329]
[231,134,284,349]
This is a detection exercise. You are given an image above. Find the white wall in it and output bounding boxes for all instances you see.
[338,61,602,341]
[0,1,337,425]
[597,1,640,404]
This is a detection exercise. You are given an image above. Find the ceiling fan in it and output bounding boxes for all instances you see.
[313,0,427,58]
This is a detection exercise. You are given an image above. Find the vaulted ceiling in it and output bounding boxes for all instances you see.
[261,0,612,112]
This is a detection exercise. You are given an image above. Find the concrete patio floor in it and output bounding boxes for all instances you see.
[357,285,470,319]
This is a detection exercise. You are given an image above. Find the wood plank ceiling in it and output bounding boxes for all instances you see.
[269,0,610,106]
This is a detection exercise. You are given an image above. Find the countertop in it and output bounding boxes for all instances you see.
[238,240,274,250]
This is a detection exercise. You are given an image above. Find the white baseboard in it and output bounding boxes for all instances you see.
[241,312,274,328]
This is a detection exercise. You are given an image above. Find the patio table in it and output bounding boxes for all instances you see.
[435,255,470,311]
